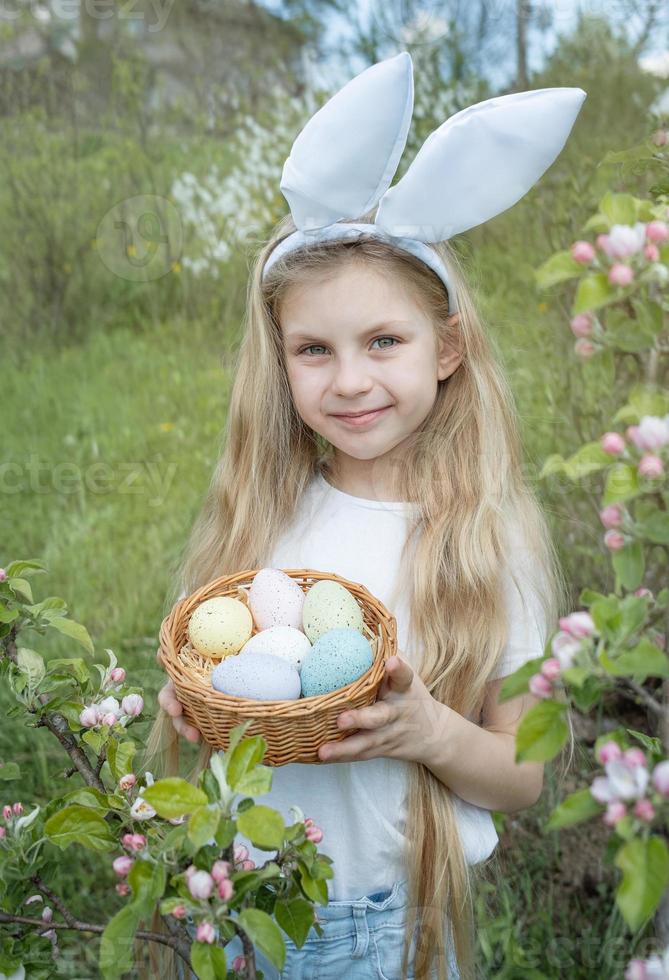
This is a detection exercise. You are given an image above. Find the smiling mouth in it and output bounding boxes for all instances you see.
[332,406,392,426]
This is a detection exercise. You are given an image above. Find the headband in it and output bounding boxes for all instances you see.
[261,50,586,313]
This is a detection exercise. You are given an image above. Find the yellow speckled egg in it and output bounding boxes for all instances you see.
[302,579,365,643]
[187,596,253,660]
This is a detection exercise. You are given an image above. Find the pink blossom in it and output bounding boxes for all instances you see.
[574,338,596,359]
[651,760,669,797]
[304,818,315,828]
[623,748,647,768]
[2,805,12,821]
[604,530,626,551]
[597,741,623,765]
[112,855,133,877]
[638,455,664,479]
[218,878,234,901]
[626,424,640,442]
[232,956,247,972]
[185,864,198,881]
[559,612,596,639]
[596,233,610,252]
[571,240,596,263]
[129,797,156,821]
[624,959,647,980]
[603,801,627,826]
[306,826,324,843]
[211,860,231,883]
[240,859,256,870]
[570,313,593,337]
[605,758,649,801]
[188,870,214,900]
[121,694,143,717]
[600,504,624,529]
[630,416,669,451]
[130,834,146,851]
[551,631,582,670]
[529,673,553,699]
[602,223,646,258]
[96,696,121,720]
[171,904,187,919]
[601,432,626,455]
[79,706,98,728]
[121,833,135,849]
[12,802,22,816]
[119,774,136,792]
[110,667,126,683]
[0,568,6,582]
[634,587,653,600]
[541,658,562,682]
[196,921,215,944]
[646,221,669,244]
[101,712,118,727]
[644,244,660,262]
[116,882,131,897]
[609,263,634,287]
[634,799,655,822]
[233,844,249,863]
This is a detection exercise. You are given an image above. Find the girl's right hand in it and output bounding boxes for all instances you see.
[155,648,201,743]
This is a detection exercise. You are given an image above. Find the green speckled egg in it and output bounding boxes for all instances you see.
[302,579,364,643]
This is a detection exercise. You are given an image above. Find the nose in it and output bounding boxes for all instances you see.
[330,355,374,397]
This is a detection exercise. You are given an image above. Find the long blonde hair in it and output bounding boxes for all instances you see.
[142,208,572,980]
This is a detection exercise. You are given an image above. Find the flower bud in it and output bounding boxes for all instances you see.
[644,243,660,263]
[171,904,187,919]
[2,805,12,821]
[232,956,247,972]
[233,844,249,863]
[0,569,6,582]
[196,921,215,944]
[79,706,99,728]
[12,802,23,816]
[574,338,596,359]
[41,906,53,923]
[601,432,626,456]
[116,882,131,897]
[604,530,626,551]
[110,667,126,683]
[624,958,648,980]
[638,454,664,479]
[112,855,134,877]
[633,799,655,823]
[211,860,231,883]
[540,658,562,682]
[623,748,647,768]
[597,741,622,765]
[609,263,634,286]
[571,240,596,263]
[599,503,624,529]
[188,870,214,900]
[603,800,627,826]
[131,833,147,850]
[634,587,653,601]
[596,233,610,252]
[570,313,594,337]
[651,760,669,797]
[119,773,136,792]
[305,826,324,844]
[240,859,256,870]
[101,712,118,727]
[646,220,669,244]
[218,878,234,901]
[559,612,596,639]
[121,833,135,849]
[121,694,143,717]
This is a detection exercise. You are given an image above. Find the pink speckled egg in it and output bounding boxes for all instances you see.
[248,568,305,631]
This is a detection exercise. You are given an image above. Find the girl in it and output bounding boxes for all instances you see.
[144,53,582,980]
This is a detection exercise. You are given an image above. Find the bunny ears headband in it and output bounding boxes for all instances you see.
[261,51,586,313]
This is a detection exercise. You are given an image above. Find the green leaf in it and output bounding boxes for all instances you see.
[5,559,48,578]
[538,454,566,479]
[545,788,602,830]
[142,777,208,818]
[49,617,94,655]
[0,604,18,624]
[274,896,318,948]
[99,903,142,979]
[16,646,45,689]
[9,578,33,603]
[600,638,669,681]
[612,540,645,591]
[496,659,544,702]
[235,764,274,797]
[296,861,329,904]
[0,762,20,781]
[515,700,569,763]
[603,464,640,506]
[107,739,137,781]
[635,512,669,545]
[534,249,583,289]
[46,657,90,684]
[572,273,614,315]
[598,191,638,226]
[61,786,110,810]
[187,805,221,848]
[563,441,612,480]
[191,941,227,980]
[226,736,268,790]
[627,729,662,755]
[128,859,167,921]
[237,804,285,851]
[45,804,116,852]
[615,836,669,931]
[619,596,648,639]
[237,907,287,971]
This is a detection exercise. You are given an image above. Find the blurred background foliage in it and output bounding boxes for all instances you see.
[2,1,669,975]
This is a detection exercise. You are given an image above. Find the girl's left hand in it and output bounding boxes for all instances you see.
[317,653,440,765]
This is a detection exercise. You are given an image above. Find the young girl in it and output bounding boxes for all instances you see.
[144,53,583,980]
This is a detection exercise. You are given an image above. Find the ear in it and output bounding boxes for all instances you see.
[437,313,462,381]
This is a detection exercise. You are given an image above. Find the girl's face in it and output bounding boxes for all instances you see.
[279,261,462,494]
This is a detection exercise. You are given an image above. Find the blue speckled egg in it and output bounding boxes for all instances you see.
[211,651,301,701]
[300,628,374,698]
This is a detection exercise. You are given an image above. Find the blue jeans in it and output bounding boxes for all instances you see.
[177,878,460,979]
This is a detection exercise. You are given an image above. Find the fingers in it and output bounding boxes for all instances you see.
[157,682,201,743]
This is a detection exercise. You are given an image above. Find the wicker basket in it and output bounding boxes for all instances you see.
[158,568,397,765]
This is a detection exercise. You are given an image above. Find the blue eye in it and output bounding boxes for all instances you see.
[297,337,399,356]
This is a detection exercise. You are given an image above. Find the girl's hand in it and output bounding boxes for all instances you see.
[317,654,439,765]
[155,648,201,744]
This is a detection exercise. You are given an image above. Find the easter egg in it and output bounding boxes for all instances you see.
[187,596,253,660]
[248,567,305,630]
[300,628,374,698]
[240,625,312,673]
[211,651,301,701]
[302,579,365,643]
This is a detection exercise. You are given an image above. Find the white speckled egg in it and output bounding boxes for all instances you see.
[187,596,253,660]
[239,625,312,673]
[302,579,364,643]
[211,651,301,701]
[248,568,305,630]
[300,628,374,698]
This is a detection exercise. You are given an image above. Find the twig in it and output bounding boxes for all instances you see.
[620,677,666,718]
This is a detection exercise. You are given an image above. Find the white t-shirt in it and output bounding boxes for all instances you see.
[190,471,547,900]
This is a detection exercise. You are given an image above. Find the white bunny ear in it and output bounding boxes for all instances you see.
[280,51,414,232]
[375,87,587,243]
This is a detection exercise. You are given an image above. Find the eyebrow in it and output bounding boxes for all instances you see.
[284,319,413,344]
